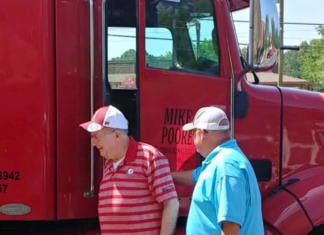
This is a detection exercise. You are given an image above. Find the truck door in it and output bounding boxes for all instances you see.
[139,0,230,213]
[0,0,56,221]
[104,0,230,215]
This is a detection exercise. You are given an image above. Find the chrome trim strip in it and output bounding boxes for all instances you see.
[84,0,95,198]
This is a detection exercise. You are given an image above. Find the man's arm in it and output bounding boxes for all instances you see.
[160,198,179,235]
[221,221,240,235]
[171,170,195,186]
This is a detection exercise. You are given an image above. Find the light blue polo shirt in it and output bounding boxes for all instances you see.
[186,139,264,235]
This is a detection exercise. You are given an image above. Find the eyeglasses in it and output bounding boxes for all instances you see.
[91,129,116,142]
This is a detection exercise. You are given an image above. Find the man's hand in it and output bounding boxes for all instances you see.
[221,221,240,235]
[171,170,195,186]
[160,198,179,235]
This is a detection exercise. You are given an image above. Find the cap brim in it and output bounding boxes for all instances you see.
[182,123,195,131]
[79,122,103,132]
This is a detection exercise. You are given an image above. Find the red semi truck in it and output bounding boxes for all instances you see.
[1,0,324,234]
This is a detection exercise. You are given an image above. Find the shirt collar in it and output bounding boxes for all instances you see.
[203,139,238,165]
[124,136,138,163]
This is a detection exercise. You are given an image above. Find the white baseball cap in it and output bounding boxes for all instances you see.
[183,106,230,131]
[80,105,128,132]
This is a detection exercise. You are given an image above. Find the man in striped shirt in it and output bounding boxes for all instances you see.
[80,105,179,235]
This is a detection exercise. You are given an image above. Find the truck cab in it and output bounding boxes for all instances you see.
[1,0,324,234]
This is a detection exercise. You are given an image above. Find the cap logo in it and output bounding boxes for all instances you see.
[87,123,102,132]
[104,121,110,126]
[127,168,134,175]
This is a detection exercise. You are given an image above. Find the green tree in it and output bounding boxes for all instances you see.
[283,27,324,90]
[111,49,172,62]
[111,49,136,61]
[192,38,219,62]
[316,25,324,38]
[284,50,302,78]
[240,47,248,61]
[299,39,324,89]
[271,18,280,49]
[146,51,172,62]
[199,39,218,62]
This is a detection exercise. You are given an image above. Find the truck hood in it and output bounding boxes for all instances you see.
[281,87,324,113]
[280,87,324,179]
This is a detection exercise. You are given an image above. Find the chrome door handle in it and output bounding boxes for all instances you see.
[84,0,95,198]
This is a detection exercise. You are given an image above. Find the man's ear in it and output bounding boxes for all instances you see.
[200,131,206,141]
[114,130,122,140]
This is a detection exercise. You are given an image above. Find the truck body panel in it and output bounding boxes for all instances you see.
[263,190,313,235]
[236,80,282,195]
[0,0,56,220]
[55,0,101,220]
[281,88,324,178]
[281,166,324,227]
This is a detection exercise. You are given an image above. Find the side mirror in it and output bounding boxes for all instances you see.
[248,0,279,71]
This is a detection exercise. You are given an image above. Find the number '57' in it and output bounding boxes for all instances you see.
[0,184,8,193]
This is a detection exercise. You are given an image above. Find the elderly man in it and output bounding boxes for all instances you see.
[172,106,264,235]
[80,105,179,235]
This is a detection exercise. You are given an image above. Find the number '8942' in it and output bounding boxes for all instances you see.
[0,171,20,180]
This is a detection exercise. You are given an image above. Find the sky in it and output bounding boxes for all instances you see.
[233,0,324,47]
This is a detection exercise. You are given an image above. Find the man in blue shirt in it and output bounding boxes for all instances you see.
[172,106,264,235]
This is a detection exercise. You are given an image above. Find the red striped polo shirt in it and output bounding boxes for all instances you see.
[98,137,178,235]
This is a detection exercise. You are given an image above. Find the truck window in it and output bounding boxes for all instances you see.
[146,28,173,70]
[107,27,136,89]
[106,0,137,89]
[145,0,220,76]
